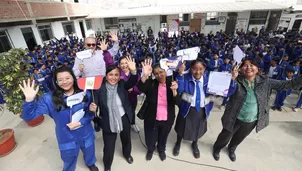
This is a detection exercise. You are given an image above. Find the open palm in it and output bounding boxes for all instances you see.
[19,79,39,102]
[109,31,118,43]
[125,56,136,72]
[142,59,153,77]
[98,39,108,51]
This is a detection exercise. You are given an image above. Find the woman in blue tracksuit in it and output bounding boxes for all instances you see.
[173,59,238,159]
[19,66,98,171]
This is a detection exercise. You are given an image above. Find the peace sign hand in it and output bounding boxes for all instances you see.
[19,79,39,102]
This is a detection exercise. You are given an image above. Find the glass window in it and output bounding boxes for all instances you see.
[249,11,268,25]
[0,30,12,53]
[104,18,118,29]
[38,25,54,42]
[85,19,92,30]
[62,22,75,35]
[207,12,218,20]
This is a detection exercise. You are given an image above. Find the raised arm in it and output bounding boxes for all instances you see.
[72,57,83,78]
[108,31,119,57]
[124,57,138,90]
[269,75,302,91]
[20,79,49,122]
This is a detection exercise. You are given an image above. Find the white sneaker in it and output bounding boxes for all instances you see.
[293,108,299,112]
[131,124,140,133]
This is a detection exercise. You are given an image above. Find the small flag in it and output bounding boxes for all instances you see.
[77,76,103,90]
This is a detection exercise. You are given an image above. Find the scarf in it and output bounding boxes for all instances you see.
[106,82,123,133]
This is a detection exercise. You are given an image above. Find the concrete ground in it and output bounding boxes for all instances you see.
[0,91,302,171]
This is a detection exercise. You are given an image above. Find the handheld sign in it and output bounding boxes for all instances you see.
[233,45,245,65]
[177,47,200,62]
[77,76,104,91]
[206,71,232,97]
[66,92,86,107]
[160,57,182,77]
[76,49,93,61]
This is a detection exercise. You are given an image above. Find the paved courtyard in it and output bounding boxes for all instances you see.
[0,92,302,171]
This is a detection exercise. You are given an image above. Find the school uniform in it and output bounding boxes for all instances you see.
[273,76,293,109]
[22,91,96,171]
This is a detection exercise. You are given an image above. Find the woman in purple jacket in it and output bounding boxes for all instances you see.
[119,56,142,132]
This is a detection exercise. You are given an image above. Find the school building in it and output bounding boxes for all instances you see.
[0,0,299,53]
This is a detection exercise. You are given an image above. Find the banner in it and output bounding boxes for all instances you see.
[168,19,179,37]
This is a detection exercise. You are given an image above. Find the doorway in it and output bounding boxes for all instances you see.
[225,12,238,35]
[21,27,37,51]
[79,21,86,38]
[266,11,282,31]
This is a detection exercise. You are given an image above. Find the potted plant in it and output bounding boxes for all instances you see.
[0,48,44,156]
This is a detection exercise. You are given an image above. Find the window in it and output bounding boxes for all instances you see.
[85,19,92,30]
[179,14,183,21]
[0,30,12,53]
[62,22,75,35]
[183,14,189,21]
[38,25,54,42]
[206,12,218,20]
[160,15,167,23]
[249,11,268,25]
[104,18,118,29]
[191,13,194,19]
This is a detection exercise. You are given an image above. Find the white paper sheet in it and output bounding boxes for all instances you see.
[207,71,232,97]
[66,92,85,107]
[76,49,92,61]
[177,47,200,61]
[233,45,245,64]
[71,109,85,123]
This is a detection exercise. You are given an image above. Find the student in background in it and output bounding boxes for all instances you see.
[208,53,223,72]
[272,68,295,111]
[267,58,281,79]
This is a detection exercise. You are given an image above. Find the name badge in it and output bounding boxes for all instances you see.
[181,93,193,103]
[66,92,85,107]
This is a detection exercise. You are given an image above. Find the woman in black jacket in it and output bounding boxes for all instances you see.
[213,57,302,162]
[94,57,139,171]
[137,60,180,161]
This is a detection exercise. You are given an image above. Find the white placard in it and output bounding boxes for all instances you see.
[37,78,45,82]
[233,45,245,64]
[76,49,92,61]
[177,47,200,61]
[72,109,85,123]
[66,92,85,107]
[207,71,232,97]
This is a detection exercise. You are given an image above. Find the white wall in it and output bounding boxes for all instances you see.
[136,15,160,37]
[73,20,83,39]
[6,27,27,49]
[236,11,251,31]
[51,22,65,39]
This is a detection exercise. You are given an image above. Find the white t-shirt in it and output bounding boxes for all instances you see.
[267,66,276,78]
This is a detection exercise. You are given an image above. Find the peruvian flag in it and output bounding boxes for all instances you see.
[77,76,103,90]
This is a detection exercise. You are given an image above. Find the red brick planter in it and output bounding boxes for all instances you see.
[0,129,17,157]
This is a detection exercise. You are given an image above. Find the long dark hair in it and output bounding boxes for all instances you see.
[51,66,81,111]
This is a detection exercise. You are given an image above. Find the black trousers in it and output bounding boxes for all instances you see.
[130,99,137,125]
[102,115,131,170]
[213,119,256,152]
[144,120,172,153]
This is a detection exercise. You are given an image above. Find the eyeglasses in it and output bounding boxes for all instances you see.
[57,77,73,85]
[86,43,96,47]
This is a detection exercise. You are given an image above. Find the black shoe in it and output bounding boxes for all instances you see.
[277,107,282,112]
[87,164,99,171]
[191,144,200,159]
[104,169,110,171]
[228,151,236,162]
[146,152,153,161]
[159,152,166,161]
[125,156,134,164]
[212,150,220,161]
[271,106,277,111]
[173,144,180,156]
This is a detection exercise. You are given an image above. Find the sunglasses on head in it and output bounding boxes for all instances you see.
[86,43,96,47]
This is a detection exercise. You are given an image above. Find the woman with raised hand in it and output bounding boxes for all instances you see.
[137,59,180,161]
[93,57,138,171]
[212,57,302,162]
[118,56,142,133]
[20,66,99,171]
